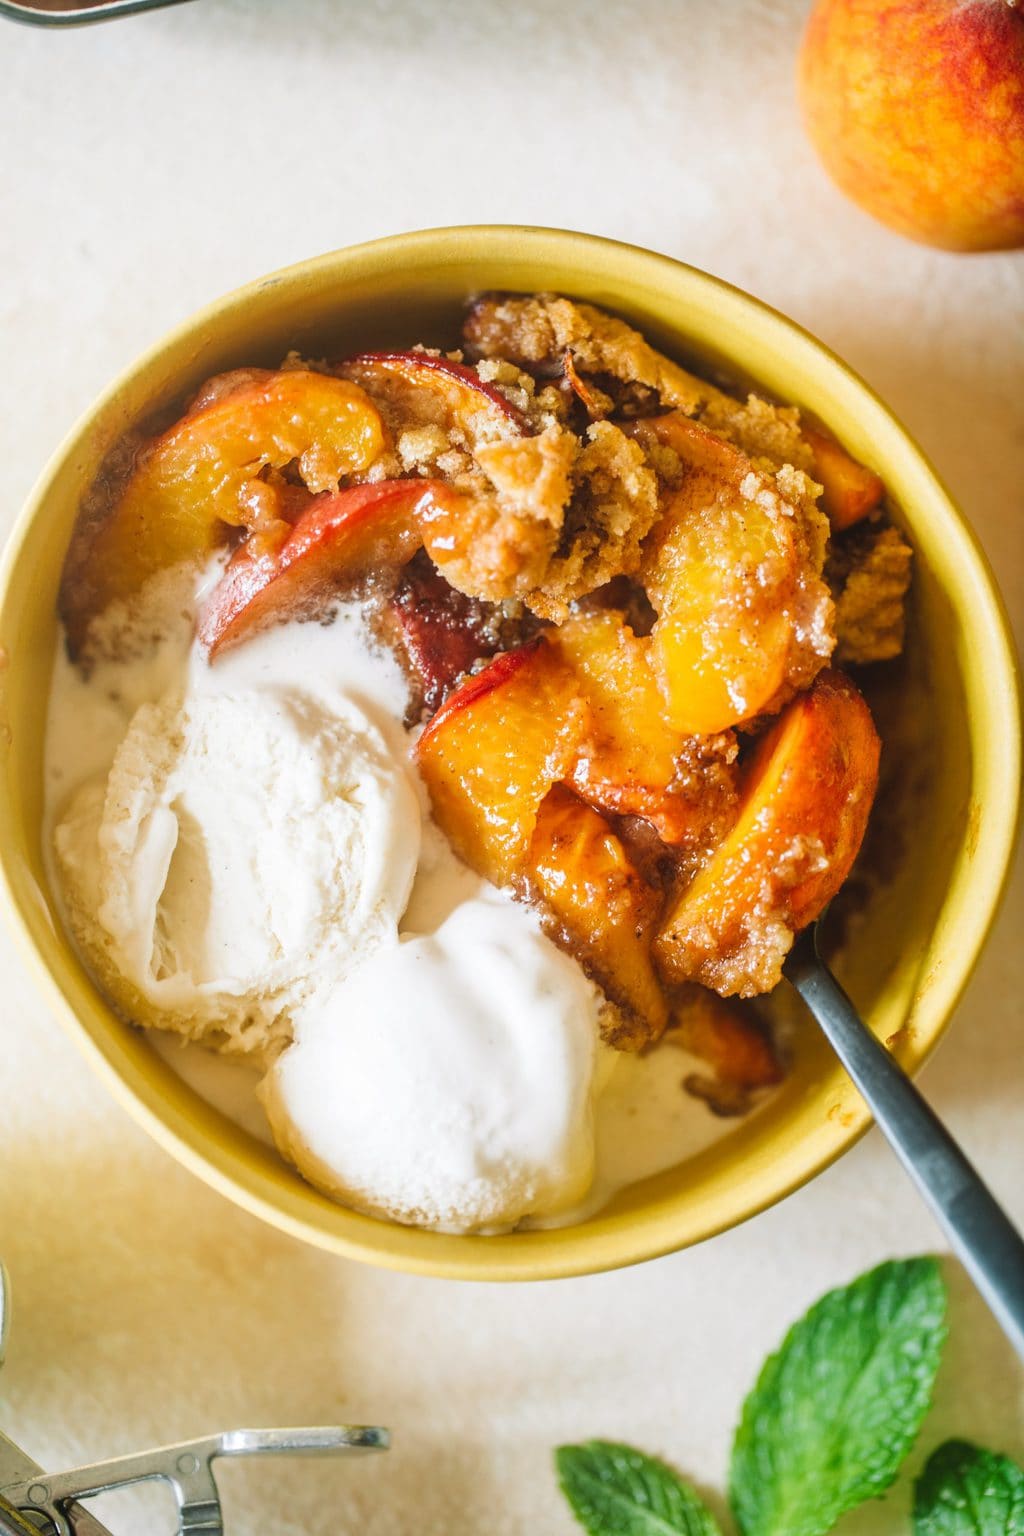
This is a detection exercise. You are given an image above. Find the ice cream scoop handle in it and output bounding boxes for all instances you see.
[784,926,1024,1362]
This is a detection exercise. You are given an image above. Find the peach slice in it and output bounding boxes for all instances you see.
[415,639,588,885]
[553,610,679,824]
[656,669,880,997]
[62,368,385,647]
[414,479,557,602]
[636,415,816,735]
[198,479,444,657]
[804,424,885,531]
[528,786,668,1047]
[337,351,527,437]
[669,990,782,1092]
[550,609,737,848]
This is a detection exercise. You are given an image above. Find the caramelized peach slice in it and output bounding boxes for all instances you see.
[528,786,668,1047]
[635,414,827,735]
[337,351,527,438]
[804,425,885,531]
[198,479,443,657]
[62,369,385,647]
[669,990,782,1091]
[656,670,880,997]
[415,640,587,885]
[550,609,737,848]
[415,480,558,601]
[552,610,676,782]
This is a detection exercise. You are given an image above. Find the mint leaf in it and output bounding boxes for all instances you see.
[729,1256,947,1536]
[914,1439,1024,1534]
[557,1441,721,1536]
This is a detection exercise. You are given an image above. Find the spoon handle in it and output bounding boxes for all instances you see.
[784,930,1024,1361]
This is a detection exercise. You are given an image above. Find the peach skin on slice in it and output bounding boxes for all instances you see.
[415,639,587,886]
[561,349,613,419]
[635,413,825,736]
[655,669,880,998]
[62,368,385,649]
[528,785,669,1048]
[550,609,738,849]
[337,351,527,438]
[803,424,885,531]
[198,479,443,657]
[387,556,506,715]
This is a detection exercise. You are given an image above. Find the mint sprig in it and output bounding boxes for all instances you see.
[557,1440,721,1536]
[914,1439,1024,1535]
[554,1257,1023,1536]
[728,1256,947,1536]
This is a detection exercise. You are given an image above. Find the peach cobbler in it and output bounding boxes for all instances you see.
[47,294,911,1231]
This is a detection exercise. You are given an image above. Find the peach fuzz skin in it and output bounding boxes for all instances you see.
[198,479,437,656]
[798,0,1024,252]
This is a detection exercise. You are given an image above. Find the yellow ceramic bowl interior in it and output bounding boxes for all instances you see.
[0,227,1018,1280]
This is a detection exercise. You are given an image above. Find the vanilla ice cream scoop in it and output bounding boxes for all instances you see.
[55,685,420,1056]
[263,892,602,1232]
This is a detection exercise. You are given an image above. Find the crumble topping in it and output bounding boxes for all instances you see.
[828,522,914,664]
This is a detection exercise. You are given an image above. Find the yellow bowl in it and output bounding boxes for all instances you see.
[0,227,1019,1280]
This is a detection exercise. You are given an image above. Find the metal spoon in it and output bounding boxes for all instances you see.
[784,922,1024,1359]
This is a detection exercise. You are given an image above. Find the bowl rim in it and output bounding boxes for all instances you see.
[1,223,1020,1281]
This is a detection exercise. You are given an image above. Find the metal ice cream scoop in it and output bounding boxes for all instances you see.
[0,0,191,26]
[0,1265,389,1536]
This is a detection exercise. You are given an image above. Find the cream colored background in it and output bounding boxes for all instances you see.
[1,3,1021,1532]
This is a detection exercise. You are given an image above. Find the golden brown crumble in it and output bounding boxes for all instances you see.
[465,293,712,414]
[526,422,659,621]
[465,293,817,472]
[829,523,914,664]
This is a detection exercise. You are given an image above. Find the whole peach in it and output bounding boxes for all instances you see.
[798,0,1024,251]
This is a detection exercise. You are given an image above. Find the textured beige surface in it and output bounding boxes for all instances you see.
[0,2,1021,1532]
